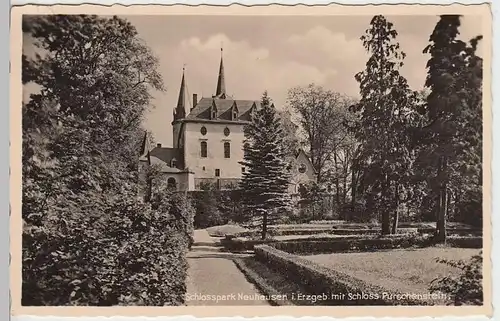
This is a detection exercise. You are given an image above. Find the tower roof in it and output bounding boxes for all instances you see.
[215,48,226,99]
[139,130,151,163]
[174,67,187,120]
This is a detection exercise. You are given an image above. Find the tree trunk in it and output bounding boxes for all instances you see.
[391,184,399,234]
[343,173,347,206]
[261,210,268,240]
[334,153,340,211]
[381,174,391,235]
[436,156,447,243]
[351,167,356,214]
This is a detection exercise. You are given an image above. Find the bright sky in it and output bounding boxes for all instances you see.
[23,15,483,147]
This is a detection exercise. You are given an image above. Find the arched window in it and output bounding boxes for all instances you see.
[224,142,230,158]
[200,141,207,158]
[170,158,177,168]
[233,109,238,120]
[167,177,177,190]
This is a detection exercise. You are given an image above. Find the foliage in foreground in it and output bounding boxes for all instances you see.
[22,15,193,306]
[430,251,483,305]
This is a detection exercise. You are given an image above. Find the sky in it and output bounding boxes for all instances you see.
[23,15,483,147]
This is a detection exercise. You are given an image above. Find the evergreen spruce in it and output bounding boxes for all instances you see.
[240,92,292,239]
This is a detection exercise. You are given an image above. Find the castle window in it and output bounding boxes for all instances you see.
[167,177,177,190]
[215,169,220,177]
[224,127,230,136]
[200,126,207,135]
[224,142,230,158]
[171,158,177,168]
[200,141,207,158]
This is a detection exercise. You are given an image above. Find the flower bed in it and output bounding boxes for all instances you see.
[254,245,431,306]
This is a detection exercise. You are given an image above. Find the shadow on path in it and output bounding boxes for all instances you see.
[185,229,271,306]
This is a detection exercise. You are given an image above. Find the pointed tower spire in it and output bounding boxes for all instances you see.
[215,47,226,99]
[174,66,187,120]
[139,130,151,164]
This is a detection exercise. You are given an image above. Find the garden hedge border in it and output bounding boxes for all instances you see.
[234,227,479,238]
[254,245,431,306]
[271,235,435,254]
[222,234,482,253]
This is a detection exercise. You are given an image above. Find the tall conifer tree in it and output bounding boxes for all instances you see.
[352,15,416,234]
[240,92,292,239]
[419,15,483,240]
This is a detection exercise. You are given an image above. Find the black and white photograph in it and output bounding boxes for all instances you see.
[15,3,490,312]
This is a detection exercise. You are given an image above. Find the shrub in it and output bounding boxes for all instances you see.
[22,188,194,306]
[429,251,483,305]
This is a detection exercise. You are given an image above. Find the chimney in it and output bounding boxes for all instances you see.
[192,93,198,110]
[157,143,162,148]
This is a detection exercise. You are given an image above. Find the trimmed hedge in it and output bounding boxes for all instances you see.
[272,235,434,254]
[447,236,482,248]
[417,227,482,235]
[235,227,418,238]
[254,245,431,306]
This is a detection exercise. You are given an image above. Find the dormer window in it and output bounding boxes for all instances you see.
[231,103,239,120]
[210,101,218,120]
[171,158,177,168]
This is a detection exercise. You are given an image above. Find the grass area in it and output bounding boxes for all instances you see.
[302,247,481,295]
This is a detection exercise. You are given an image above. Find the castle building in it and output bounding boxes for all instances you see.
[139,49,316,193]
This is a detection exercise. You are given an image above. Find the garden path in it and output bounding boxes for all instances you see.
[185,229,270,306]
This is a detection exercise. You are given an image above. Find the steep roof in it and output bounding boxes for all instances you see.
[149,146,187,173]
[174,69,187,120]
[186,97,260,122]
[215,48,226,98]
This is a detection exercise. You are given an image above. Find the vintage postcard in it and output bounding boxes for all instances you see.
[10,2,492,318]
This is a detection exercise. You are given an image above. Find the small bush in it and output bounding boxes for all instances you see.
[429,251,483,305]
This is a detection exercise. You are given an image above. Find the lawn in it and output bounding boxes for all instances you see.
[302,247,481,295]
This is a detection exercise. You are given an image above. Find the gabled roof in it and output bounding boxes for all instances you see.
[295,148,317,174]
[185,97,260,122]
[147,146,188,173]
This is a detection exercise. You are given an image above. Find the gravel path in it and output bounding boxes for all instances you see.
[185,229,271,306]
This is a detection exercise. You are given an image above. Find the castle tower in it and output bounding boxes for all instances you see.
[172,67,187,149]
[214,48,226,99]
[173,67,187,121]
